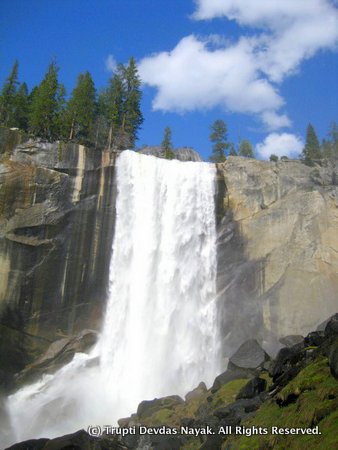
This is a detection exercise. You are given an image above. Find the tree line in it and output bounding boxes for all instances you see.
[208,119,338,163]
[0,59,143,150]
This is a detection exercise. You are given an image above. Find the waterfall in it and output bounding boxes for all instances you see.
[6,150,220,445]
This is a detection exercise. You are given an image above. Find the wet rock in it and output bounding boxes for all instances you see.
[324,313,338,338]
[137,395,184,419]
[236,377,267,400]
[185,381,207,402]
[5,429,125,450]
[304,331,325,347]
[16,329,98,385]
[328,337,338,379]
[279,335,304,348]
[211,367,251,394]
[270,346,304,381]
[228,340,270,371]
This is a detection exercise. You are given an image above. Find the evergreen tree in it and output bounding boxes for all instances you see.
[29,61,65,140]
[103,69,124,150]
[0,60,20,126]
[162,126,175,159]
[302,123,321,162]
[120,57,143,149]
[65,72,97,143]
[209,119,228,162]
[239,139,254,158]
[228,143,237,156]
[13,82,29,130]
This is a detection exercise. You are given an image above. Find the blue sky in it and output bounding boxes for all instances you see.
[0,0,337,160]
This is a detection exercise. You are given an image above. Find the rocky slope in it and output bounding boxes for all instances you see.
[7,314,338,450]
[216,156,338,357]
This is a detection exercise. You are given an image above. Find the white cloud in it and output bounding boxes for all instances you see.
[256,133,304,159]
[138,0,338,129]
[139,35,287,127]
[105,54,117,72]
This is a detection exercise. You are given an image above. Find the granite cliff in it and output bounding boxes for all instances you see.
[216,156,338,357]
[0,128,116,388]
[0,127,338,390]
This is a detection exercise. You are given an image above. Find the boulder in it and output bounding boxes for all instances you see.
[270,346,304,380]
[328,337,338,380]
[279,335,304,348]
[236,377,267,400]
[16,330,98,385]
[136,395,184,419]
[228,340,270,370]
[5,429,126,450]
[185,381,207,402]
[304,331,325,347]
[324,313,338,338]
[211,367,251,393]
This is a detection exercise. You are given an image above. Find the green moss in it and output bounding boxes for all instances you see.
[211,379,248,408]
[224,357,338,449]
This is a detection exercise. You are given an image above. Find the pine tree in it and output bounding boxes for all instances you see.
[228,143,237,156]
[120,57,143,149]
[239,139,254,158]
[65,72,97,143]
[29,61,65,140]
[209,119,228,162]
[162,126,175,159]
[302,123,321,162]
[103,69,124,150]
[13,82,29,130]
[0,60,20,126]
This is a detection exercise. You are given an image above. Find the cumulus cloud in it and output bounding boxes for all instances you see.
[138,0,338,129]
[105,54,117,72]
[256,133,304,159]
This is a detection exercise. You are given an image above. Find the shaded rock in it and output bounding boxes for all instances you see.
[324,313,338,338]
[304,331,325,347]
[5,429,126,450]
[228,340,270,370]
[328,337,338,380]
[214,397,262,422]
[175,147,201,162]
[270,347,304,381]
[217,156,338,357]
[211,367,251,394]
[16,329,98,385]
[316,317,331,331]
[199,434,224,450]
[185,381,207,402]
[279,335,304,348]
[137,395,184,419]
[6,438,49,450]
[236,377,267,400]
[135,434,182,450]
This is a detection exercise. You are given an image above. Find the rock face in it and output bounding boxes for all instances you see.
[217,156,338,357]
[0,128,116,387]
[139,145,202,161]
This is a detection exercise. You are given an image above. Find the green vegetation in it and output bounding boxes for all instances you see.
[162,126,175,159]
[239,139,255,158]
[270,154,279,162]
[302,123,322,164]
[224,357,338,450]
[209,119,229,162]
[0,58,143,150]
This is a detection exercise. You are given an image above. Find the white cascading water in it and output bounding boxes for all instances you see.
[6,150,220,446]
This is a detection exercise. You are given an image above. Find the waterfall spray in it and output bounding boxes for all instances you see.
[6,151,220,445]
